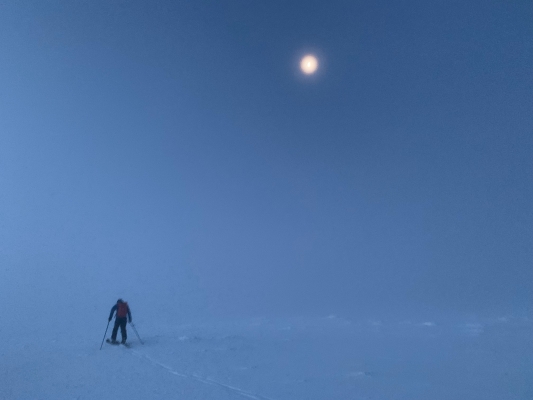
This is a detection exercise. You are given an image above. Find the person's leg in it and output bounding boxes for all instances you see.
[111,320,120,342]
[120,318,127,343]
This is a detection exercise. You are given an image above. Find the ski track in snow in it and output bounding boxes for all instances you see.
[130,349,277,400]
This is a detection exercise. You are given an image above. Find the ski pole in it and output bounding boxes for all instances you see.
[130,322,144,344]
[100,320,110,350]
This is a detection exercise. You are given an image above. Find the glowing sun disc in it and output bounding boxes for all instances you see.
[300,55,318,74]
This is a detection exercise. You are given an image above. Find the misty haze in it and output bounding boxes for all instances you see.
[0,1,531,399]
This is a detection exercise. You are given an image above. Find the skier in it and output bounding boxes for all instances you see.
[108,299,132,344]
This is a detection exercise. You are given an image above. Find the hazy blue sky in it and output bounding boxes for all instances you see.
[0,1,531,319]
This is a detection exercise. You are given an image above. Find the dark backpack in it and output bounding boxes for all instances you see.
[117,302,129,318]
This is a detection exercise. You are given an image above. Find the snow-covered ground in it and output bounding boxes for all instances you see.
[1,314,531,399]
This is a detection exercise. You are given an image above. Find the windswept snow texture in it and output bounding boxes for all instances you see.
[1,316,531,400]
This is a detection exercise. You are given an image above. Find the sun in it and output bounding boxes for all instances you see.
[300,55,318,74]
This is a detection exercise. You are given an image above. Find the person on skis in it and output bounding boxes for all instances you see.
[108,299,132,344]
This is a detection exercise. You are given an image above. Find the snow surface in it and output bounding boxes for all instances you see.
[1,314,531,399]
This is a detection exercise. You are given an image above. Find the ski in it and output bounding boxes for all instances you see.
[106,338,131,347]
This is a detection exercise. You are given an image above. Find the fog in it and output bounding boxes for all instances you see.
[1,1,531,334]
